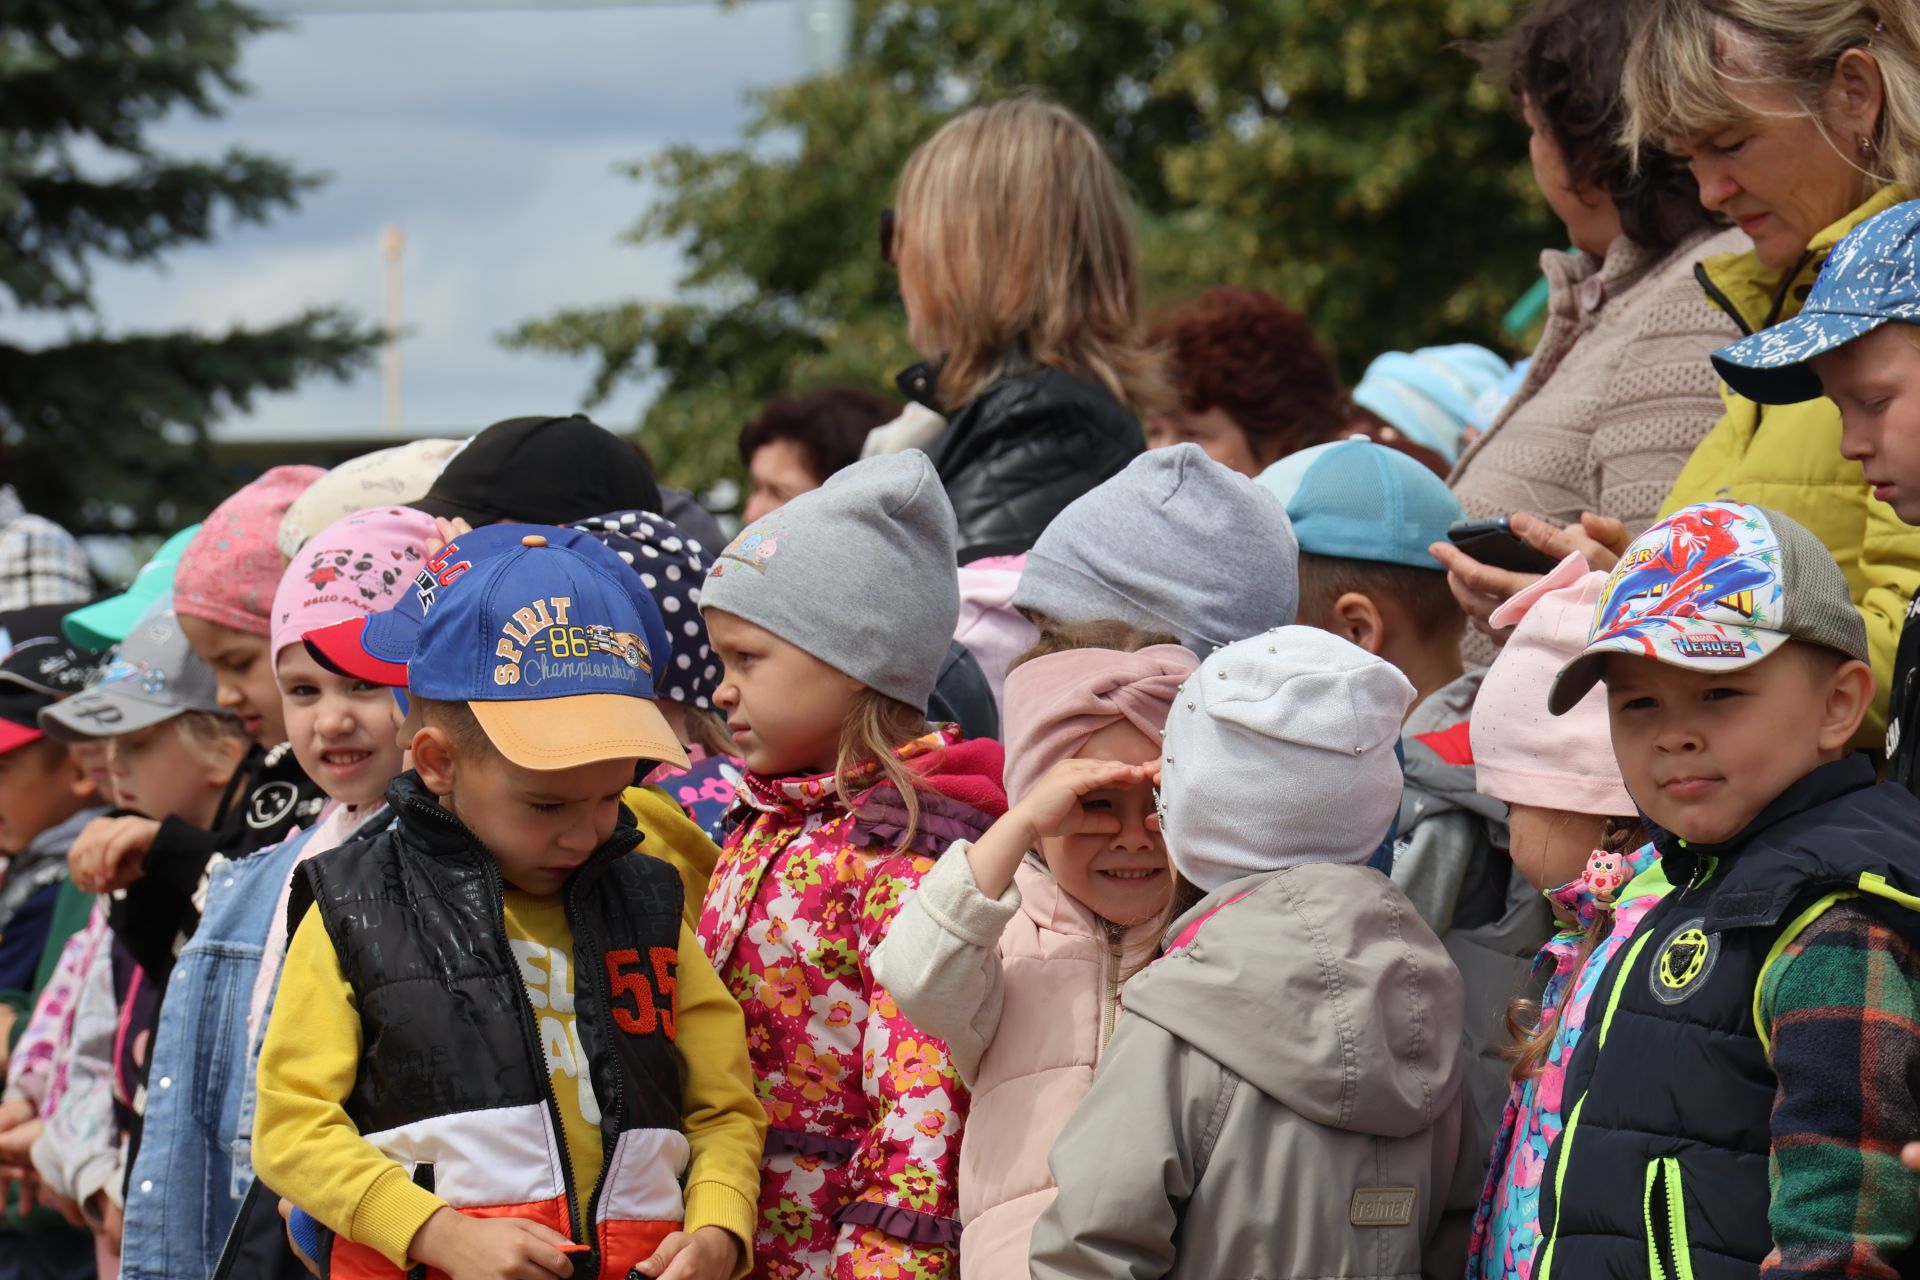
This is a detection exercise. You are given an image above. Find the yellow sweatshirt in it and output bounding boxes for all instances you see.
[254,885,764,1275]
[625,784,721,930]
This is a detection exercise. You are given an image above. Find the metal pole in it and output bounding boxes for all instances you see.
[380,223,406,430]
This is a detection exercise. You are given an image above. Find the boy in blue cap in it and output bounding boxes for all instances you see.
[1712,198,1920,796]
[1256,439,1530,1142]
[252,532,765,1280]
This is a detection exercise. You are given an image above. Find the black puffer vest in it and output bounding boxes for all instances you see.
[292,772,687,1280]
[1538,755,1920,1279]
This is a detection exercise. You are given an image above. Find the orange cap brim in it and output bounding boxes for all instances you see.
[468,693,691,772]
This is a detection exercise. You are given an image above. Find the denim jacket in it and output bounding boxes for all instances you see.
[119,809,390,1280]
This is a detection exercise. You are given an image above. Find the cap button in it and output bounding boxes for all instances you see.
[521,534,548,548]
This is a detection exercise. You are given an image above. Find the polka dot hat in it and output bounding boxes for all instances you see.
[568,510,721,709]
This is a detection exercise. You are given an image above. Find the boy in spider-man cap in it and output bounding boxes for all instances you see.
[253,533,764,1280]
[1531,501,1920,1278]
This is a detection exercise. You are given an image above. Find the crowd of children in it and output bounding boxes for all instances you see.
[12,30,1920,1280]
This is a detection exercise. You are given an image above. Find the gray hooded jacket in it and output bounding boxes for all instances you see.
[1028,863,1476,1280]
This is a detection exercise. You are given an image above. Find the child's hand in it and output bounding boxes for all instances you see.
[635,1226,741,1280]
[426,517,474,558]
[68,815,161,893]
[1013,758,1156,846]
[965,759,1156,900]
[92,1191,124,1252]
[279,1197,323,1278]
[0,1116,41,1165]
[0,1095,33,1134]
[410,1206,576,1280]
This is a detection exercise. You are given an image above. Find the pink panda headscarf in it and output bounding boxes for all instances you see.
[174,466,325,637]
[270,505,437,673]
[1001,644,1198,806]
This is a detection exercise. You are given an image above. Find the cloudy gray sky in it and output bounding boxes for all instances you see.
[34,0,811,442]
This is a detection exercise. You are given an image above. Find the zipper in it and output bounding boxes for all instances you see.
[1644,1156,1694,1280]
[568,866,624,1271]
[1097,920,1123,1052]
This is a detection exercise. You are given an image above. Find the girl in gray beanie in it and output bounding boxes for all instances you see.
[696,451,1010,1278]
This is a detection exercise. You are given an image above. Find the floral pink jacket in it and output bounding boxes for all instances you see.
[697,728,1006,1280]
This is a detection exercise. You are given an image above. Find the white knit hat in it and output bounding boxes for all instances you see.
[1158,626,1415,892]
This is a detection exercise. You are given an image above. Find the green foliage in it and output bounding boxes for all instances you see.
[0,0,379,532]
[507,0,1557,499]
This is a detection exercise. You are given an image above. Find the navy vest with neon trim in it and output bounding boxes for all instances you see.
[292,771,686,1277]
[1538,756,1920,1279]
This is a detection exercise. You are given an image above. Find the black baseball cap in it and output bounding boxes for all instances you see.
[0,607,100,754]
[415,415,664,527]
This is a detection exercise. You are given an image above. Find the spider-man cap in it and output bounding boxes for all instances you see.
[1547,502,1866,715]
[405,533,687,771]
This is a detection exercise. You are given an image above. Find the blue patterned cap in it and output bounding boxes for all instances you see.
[1713,199,1920,405]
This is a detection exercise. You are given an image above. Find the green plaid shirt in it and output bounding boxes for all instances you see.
[1760,897,1920,1277]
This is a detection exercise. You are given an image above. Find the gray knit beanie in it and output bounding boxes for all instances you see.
[700,451,960,708]
[1013,444,1299,653]
[1158,626,1415,892]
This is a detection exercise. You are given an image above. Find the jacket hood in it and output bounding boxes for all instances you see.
[1399,670,1506,829]
[1122,863,1465,1138]
[908,733,1009,818]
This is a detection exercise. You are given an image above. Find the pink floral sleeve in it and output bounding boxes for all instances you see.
[833,850,967,1279]
[5,905,106,1110]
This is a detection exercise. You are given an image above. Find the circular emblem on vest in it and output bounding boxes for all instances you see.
[247,779,300,831]
[1651,916,1721,1005]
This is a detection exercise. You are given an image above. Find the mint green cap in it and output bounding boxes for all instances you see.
[62,524,202,652]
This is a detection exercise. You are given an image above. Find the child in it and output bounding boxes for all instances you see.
[1462,553,1654,1280]
[118,505,433,1280]
[253,533,765,1280]
[1532,501,1920,1276]
[696,453,1007,1279]
[0,620,106,1279]
[31,600,250,1267]
[871,625,1194,1280]
[1709,198,1920,795]
[1027,626,1468,1280]
[1012,443,1299,653]
[1259,437,1541,1141]
[74,466,328,991]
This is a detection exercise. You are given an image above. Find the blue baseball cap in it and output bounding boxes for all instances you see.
[1255,439,1464,571]
[408,532,688,771]
[305,524,658,688]
[1713,199,1920,405]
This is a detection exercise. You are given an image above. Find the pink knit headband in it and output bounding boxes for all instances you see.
[1001,644,1198,806]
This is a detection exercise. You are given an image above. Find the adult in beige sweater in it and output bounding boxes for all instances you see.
[1438,0,1745,646]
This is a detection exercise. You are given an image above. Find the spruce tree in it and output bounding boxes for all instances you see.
[0,0,379,532]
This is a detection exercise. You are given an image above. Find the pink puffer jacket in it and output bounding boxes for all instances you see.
[876,849,1157,1280]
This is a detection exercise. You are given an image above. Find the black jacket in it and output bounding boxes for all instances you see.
[1538,755,1920,1279]
[902,361,1143,563]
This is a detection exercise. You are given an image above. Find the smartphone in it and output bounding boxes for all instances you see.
[1445,517,1559,576]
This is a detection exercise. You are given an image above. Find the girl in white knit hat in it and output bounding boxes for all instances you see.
[1028,625,1472,1280]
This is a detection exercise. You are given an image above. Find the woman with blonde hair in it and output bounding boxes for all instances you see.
[885,95,1164,563]
[1607,0,1920,744]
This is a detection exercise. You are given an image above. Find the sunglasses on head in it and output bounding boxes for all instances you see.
[879,208,895,266]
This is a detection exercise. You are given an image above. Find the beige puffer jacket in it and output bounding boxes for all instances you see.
[1029,863,1476,1280]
